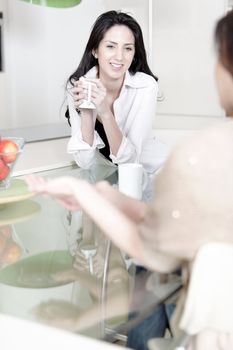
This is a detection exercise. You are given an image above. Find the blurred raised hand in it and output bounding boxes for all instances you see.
[25,175,86,211]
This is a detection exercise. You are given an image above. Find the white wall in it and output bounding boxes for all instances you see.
[3,0,107,129]
[152,0,226,128]
[2,0,150,131]
[0,0,7,126]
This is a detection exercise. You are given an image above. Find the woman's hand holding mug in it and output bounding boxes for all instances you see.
[72,78,110,117]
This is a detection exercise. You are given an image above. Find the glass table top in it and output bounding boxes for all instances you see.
[0,163,182,344]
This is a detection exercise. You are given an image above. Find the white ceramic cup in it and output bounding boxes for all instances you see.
[118,163,148,200]
[79,78,96,109]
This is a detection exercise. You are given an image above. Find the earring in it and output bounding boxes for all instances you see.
[93,52,98,59]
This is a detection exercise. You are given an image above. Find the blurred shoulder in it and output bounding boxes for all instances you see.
[167,120,233,169]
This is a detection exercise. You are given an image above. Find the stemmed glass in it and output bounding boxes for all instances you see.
[79,243,97,275]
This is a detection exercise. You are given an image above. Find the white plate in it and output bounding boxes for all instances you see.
[0,199,41,226]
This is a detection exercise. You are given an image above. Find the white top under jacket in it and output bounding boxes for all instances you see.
[67,66,169,174]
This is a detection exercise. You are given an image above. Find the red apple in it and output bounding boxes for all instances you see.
[0,159,10,181]
[0,139,18,164]
[1,241,22,264]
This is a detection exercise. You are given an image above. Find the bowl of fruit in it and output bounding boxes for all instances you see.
[0,137,25,190]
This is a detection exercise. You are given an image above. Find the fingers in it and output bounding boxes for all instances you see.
[72,84,86,108]
[26,176,83,212]
[72,78,106,109]
[25,175,47,193]
[25,175,77,197]
[72,80,87,108]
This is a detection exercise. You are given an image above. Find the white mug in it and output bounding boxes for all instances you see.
[118,163,148,200]
[79,78,96,109]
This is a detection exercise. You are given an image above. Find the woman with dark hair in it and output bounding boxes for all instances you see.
[66,10,168,181]
[66,11,157,88]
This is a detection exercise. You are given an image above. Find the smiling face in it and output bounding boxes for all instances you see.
[95,24,135,84]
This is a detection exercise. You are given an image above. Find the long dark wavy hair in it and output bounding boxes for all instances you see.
[215,9,233,77]
[65,10,158,124]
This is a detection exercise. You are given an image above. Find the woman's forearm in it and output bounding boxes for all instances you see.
[101,112,123,156]
[118,194,148,223]
[80,111,94,146]
[73,180,144,262]
[95,181,147,223]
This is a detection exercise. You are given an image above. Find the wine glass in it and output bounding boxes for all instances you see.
[79,243,97,275]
